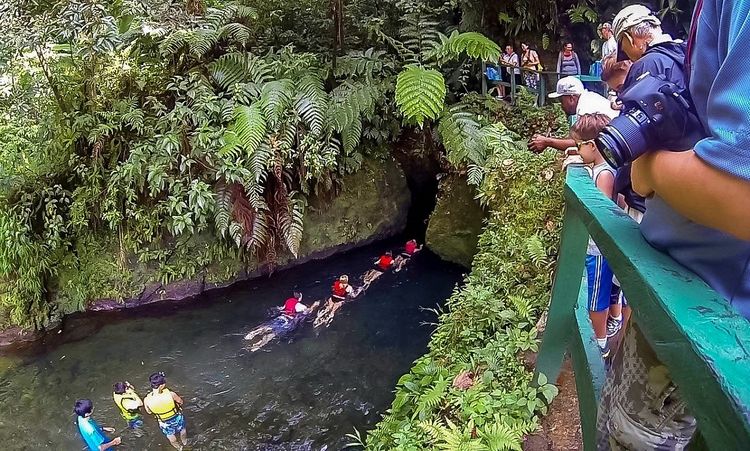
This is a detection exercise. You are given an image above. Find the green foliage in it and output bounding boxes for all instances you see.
[364,141,565,449]
[430,31,502,62]
[395,66,446,126]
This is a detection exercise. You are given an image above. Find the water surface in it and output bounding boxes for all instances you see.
[0,241,462,450]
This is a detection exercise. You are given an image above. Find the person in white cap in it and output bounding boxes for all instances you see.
[599,22,617,58]
[528,76,617,152]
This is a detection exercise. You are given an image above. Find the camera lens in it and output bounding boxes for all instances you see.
[595,109,650,168]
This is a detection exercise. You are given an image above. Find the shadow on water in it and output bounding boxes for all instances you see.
[0,238,464,450]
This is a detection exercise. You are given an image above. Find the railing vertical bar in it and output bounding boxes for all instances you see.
[570,276,607,450]
[535,206,588,384]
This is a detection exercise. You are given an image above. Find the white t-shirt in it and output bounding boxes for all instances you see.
[576,90,618,119]
[501,53,520,75]
[294,302,307,313]
[602,36,617,58]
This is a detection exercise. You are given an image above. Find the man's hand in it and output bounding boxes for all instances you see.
[103,427,115,433]
[112,437,122,446]
[528,134,549,153]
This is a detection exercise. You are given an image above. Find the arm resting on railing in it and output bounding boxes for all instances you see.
[632,150,750,240]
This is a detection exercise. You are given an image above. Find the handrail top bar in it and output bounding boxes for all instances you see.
[564,165,750,445]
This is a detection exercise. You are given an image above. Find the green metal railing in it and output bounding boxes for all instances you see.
[535,166,750,450]
[480,61,608,106]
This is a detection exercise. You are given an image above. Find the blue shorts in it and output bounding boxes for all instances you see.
[128,417,143,429]
[159,414,185,437]
[586,254,614,312]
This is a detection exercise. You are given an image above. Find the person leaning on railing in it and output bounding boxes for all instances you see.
[528,77,617,153]
[596,3,750,449]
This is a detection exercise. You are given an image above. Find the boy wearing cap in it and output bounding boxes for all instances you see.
[529,77,617,153]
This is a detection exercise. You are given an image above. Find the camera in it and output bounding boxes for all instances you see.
[595,72,700,168]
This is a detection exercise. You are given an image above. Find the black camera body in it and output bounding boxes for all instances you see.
[595,71,702,168]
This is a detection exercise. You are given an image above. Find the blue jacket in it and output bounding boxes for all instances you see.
[640,0,750,319]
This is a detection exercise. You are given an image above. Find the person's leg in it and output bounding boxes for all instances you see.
[244,325,271,341]
[166,433,182,450]
[586,254,614,355]
[179,426,187,446]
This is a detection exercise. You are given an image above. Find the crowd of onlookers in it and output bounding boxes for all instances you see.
[527,2,750,449]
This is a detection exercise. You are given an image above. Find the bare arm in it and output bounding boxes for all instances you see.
[632,150,750,240]
[529,134,576,152]
[594,170,615,200]
[99,437,121,450]
[171,391,184,406]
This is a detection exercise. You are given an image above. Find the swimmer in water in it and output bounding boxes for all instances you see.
[244,293,320,351]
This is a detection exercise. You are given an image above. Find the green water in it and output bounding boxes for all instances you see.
[0,242,462,450]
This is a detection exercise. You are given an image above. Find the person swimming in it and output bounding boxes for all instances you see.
[395,239,423,271]
[244,293,320,351]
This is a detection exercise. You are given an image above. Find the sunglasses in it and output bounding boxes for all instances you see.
[576,139,595,150]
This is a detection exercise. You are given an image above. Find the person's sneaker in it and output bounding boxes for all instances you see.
[599,340,611,359]
[606,316,623,338]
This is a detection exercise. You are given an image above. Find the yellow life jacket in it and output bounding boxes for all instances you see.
[113,391,141,421]
[146,388,180,421]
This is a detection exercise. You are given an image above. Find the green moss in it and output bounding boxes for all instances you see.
[54,235,138,314]
[425,175,486,268]
[44,156,410,313]
[299,156,410,255]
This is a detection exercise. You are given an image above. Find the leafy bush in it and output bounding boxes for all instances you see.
[358,142,565,450]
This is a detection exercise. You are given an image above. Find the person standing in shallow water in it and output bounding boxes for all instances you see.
[74,399,122,451]
[112,381,144,431]
[144,372,187,450]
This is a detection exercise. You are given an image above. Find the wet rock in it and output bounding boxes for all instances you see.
[425,174,486,268]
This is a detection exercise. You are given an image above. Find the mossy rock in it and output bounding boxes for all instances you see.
[425,174,486,268]
[50,156,410,315]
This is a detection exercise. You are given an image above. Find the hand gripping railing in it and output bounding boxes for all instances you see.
[535,165,750,450]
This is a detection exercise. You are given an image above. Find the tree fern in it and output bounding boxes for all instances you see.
[430,31,502,62]
[217,22,251,46]
[438,106,484,167]
[395,66,446,126]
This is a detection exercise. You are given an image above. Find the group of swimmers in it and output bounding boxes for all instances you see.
[75,372,188,450]
[244,239,423,350]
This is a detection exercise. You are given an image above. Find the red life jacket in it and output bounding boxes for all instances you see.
[332,281,347,298]
[378,255,394,270]
[283,298,299,315]
[405,241,417,255]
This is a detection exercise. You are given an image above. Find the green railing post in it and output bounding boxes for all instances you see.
[510,70,516,105]
[571,285,607,450]
[534,201,588,384]
[544,166,750,449]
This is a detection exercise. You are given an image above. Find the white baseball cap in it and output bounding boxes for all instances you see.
[548,76,585,98]
[612,4,661,41]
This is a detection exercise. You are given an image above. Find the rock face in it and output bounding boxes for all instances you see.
[72,156,410,313]
[425,174,486,268]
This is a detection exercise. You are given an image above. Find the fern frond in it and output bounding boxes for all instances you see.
[218,22,251,46]
[417,377,449,413]
[259,79,294,125]
[438,107,484,167]
[278,192,306,257]
[430,31,502,62]
[395,66,446,126]
[477,422,524,451]
[341,117,362,155]
[214,180,232,236]
[295,75,328,137]
[209,52,272,94]
[221,104,267,162]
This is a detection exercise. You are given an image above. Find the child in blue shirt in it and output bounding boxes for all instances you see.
[75,399,121,451]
